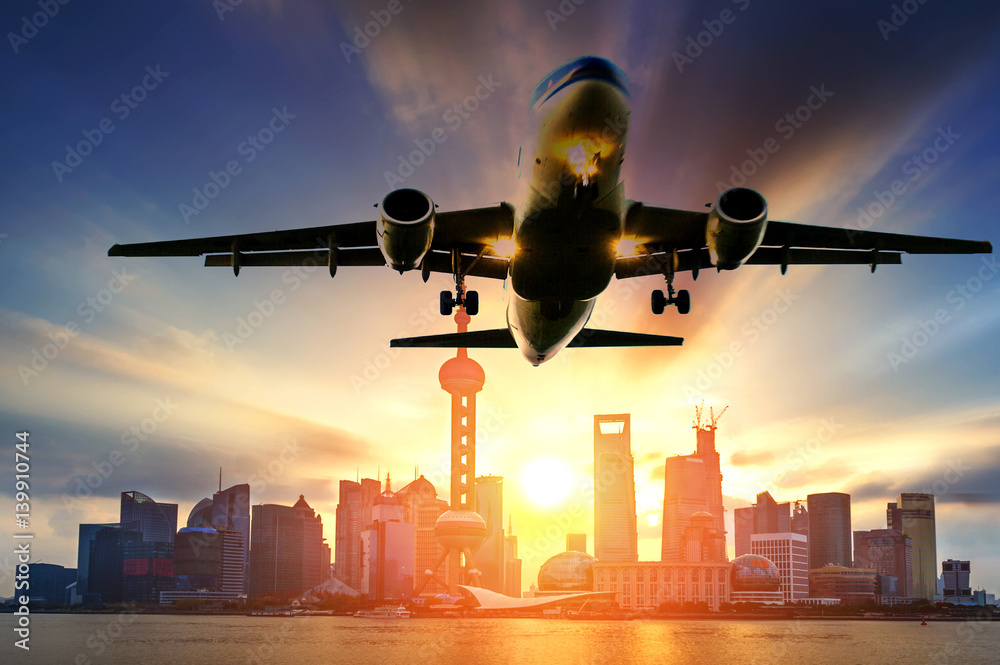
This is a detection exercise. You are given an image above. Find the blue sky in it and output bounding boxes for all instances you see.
[1,0,999,595]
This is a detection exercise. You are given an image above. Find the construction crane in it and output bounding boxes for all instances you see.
[693,401,728,432]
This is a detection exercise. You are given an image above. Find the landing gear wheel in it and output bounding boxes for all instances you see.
[676,289,690,315]
[651,290,666,315]
[440,290,454,316]
[465,290,479,316]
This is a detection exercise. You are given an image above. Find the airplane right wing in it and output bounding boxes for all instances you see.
[616,197,992,279]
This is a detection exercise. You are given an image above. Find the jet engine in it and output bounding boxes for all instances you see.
[377,188,435,272]
[706,187,768,269]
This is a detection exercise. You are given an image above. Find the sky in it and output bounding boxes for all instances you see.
[1,0,999,597]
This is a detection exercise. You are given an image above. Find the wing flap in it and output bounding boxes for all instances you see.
[567,329,683,347]
[204,248,386,268]
[391,329,517,348]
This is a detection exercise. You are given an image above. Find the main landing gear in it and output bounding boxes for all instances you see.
[651,256,690,315]
[439,248,480,316]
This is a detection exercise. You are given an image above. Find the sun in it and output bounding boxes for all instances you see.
[521,458,573,506]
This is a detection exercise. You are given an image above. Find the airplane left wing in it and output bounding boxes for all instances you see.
[108,202,515,279]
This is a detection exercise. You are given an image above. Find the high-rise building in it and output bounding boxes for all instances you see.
[566,533,588,553]
[88,525,125,605]
[853,528,912,598]
[474,475,505,593]
[212,483,250,592]
[942,559,971,599]
[396,475,450,596]
[734,506,755,557]
[249,496,325,599]
[790,500,809,536]
[661,412,726,561]
[594,414,638,562]
[887,493,937,601]
[504,517,522,598]
[360,479,415,601]
[187,498,214,528]
[120,491,177,604]
[334,477,381,592]
[735,493,799,557]
[751,533,809,602]
[77,523,117,604]
[807,493,851,569]
[680,511,727,562]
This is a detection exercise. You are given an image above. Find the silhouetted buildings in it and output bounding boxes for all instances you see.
[807,492,852,570]
[853,528,913,599]
[680,511,727,562]
[76,523,117,605]
[27,563,76,605]
[566,533,587,553]
[594,414,638,562]
[661,414,726,561]
[249,495,325,599]
[887,493,937,600]
[735,493,807,557]
[334,477,381,593]
[593,561,732,611]
[504,517,522,598]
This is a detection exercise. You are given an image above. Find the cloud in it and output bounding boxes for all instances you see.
[729,449,775,467]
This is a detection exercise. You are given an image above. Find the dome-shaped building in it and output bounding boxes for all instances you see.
[537,551,598,592]
[730,554,784,604]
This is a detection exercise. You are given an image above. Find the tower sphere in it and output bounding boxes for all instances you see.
[435,509,487,551]
[439,356,486,394]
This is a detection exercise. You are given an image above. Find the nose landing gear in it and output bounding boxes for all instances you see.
[439,248,481,316]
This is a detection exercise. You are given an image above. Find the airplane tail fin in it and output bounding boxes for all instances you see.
[390,328,683,348]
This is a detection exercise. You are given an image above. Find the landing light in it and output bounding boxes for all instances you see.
[493,238,516,258]
[616,238,639,257]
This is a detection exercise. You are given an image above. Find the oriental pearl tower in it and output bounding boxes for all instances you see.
[414,307,488,595]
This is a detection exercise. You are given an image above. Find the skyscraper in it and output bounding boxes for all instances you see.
[120,491,177,604]
[504,517,523,598]
[249,496,325,599]
[807,492,852,570]
[942,559,971,599]
[661,410,726,561]
[77,523,117,604]
[887,493,937,601]
[735,493,803,557]
[594,414,638,562]
[853,528,912,598]
[212,483,250,592]
[334,477,381,592]
[566,533,588,553]
[474,475,505,593]
[360,479,415,601]
[88,525,125,605]
[396,475,450,596]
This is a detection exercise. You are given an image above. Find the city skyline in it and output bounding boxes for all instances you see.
[1,0,998,599]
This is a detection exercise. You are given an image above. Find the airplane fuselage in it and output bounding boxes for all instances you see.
[507,58,631,365]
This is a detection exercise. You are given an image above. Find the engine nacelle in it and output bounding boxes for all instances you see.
[377,188,435,272]
[706,187,768,269]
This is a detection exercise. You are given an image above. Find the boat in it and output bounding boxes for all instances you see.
[354,605,412,619]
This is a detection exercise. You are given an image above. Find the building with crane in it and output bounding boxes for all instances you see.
[660,404,729,562]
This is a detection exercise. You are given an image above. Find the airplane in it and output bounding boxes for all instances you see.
[109,56,992,366]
